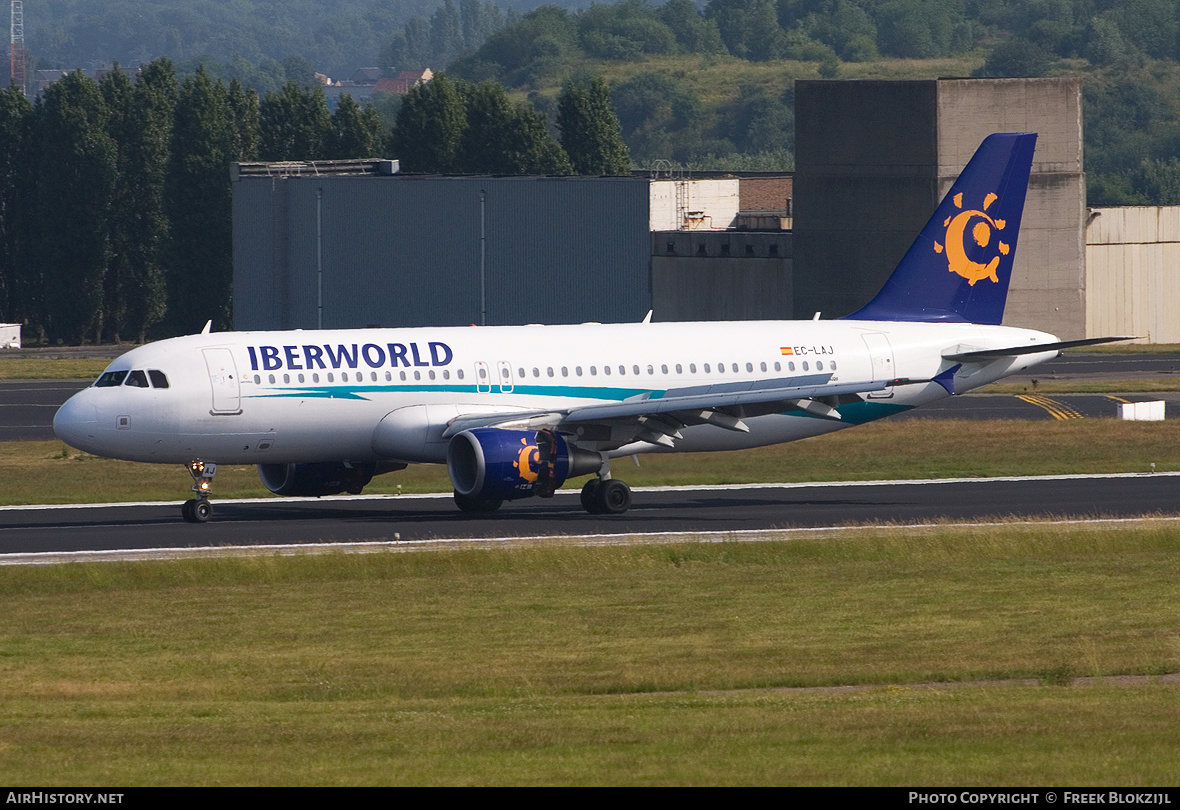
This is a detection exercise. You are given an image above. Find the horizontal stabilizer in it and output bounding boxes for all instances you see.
[943,336,1137,362]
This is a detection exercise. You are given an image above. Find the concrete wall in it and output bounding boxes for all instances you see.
[649,179,740,230]
[1086,206,1180,343]
[794,78,1085,338]
[936,79,1085,338]
[651,231,792,321]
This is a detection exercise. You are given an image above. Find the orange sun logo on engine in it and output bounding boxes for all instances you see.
[934,191,1010,286]
[514,438,540,483]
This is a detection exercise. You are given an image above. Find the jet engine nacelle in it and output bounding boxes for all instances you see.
[258,462,376,497]
[447,428,601,502]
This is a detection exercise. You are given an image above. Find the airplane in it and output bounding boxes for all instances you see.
[53,132,1128,523]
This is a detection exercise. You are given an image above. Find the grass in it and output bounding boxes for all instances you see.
[0,523,1177,785]
[4,418,1178,505]
[0,357,112,380]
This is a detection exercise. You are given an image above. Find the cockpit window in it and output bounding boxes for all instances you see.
[95,370,128,387]
[148,370,169,388]
[124,370,150,388]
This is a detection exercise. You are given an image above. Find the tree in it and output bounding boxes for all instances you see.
[705,0,786,61]
[32,71,118,343]
[165,67,236,334]
[391,73,467,172]
[0,85,32,325]
[975,37,1054,78]
[259,80,333,161]
[116,58,178,342]
[557,78,631,175]
[460,80,571,174]
[328,94,386,159]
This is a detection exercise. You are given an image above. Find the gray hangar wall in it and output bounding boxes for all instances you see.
[233,175,652,331]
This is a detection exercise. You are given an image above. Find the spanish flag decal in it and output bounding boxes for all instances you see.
[780,347,794,355]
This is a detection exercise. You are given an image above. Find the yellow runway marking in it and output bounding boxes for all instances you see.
[1106,395,1132,404]
[1015,394,1084,420]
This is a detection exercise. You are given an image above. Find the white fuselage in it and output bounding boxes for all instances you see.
[53,318,1060,468]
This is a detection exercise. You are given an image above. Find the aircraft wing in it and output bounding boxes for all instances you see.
[441,373,899,448]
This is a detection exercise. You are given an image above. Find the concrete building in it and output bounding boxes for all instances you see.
[1086,206,1180,343]
[793,78,1085,338]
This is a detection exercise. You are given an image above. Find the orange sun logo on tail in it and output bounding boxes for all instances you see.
[934,191,1010,286]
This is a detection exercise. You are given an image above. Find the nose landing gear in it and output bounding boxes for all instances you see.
[182,460,217,523]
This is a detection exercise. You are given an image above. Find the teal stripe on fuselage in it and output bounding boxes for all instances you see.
[245,382,657,403]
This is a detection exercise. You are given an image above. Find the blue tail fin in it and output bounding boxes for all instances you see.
[845,132,1037,325]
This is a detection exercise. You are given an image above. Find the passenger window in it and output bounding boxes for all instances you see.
[429,370,436,380]
[590,366,597,376]
[604,366,611,375]
[704,364,710,373]
[802,362,809,371]
[283,374,290,383]
[254,374,261,384]
[675,364,682,374]
[816,362,823,371]
[746,363,753,372]
[457,369,464,380]
[690,364,697,373]
[123,370,149,388]
[634,365,641,375]
[147,370,169,388]
[831,361,837,371]
[618,365,626,375]
[95,370,129,387]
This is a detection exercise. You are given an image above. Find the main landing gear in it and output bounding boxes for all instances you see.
[182,460,217,523]
[580,476,631,515]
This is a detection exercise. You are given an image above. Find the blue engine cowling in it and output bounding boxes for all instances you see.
[257,462,376,497]
[447,428,601,502]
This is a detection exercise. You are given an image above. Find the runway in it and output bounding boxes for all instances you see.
[4,473,1179,560]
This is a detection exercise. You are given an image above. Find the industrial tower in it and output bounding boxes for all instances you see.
[10,0,25,95]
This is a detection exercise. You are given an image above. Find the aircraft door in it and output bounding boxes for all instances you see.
[203,347,242,414]
[475,361,491,393]
[861,333,895,399]
[497,360,514,393]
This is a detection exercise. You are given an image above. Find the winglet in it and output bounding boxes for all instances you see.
[845,133,1037,325]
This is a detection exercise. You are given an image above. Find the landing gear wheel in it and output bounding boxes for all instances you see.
[580,479,603,514]
[596,479,631,515]
[182,498,212,523]
[183,460,217,524]
[453,490,503,513]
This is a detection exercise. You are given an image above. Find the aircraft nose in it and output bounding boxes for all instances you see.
[53,391,99,450]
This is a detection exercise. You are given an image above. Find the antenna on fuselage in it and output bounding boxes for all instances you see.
[201,320,212,335]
